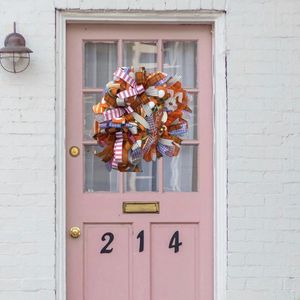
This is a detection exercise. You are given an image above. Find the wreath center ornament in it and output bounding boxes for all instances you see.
[92,67,191,172]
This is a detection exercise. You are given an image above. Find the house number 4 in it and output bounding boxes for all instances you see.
[100,231,182,254]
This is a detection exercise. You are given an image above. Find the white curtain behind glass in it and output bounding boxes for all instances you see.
[84,43,118,192]
[163,41,197,88]
[85,42,117,88]
[163,41,198,192]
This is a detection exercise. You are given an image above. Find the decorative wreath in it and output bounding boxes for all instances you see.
[93,67,191,172]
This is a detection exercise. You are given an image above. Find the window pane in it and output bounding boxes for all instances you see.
[163,145,198,192]
[125,161,158,192]
[123,41,157,73]
[163,41,197,88]
[84,93,100,140]
[84,42,117,88]
[85,145,118,192]
[184,93,197,140]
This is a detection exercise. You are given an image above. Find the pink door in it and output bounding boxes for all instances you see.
[66,23,213,300]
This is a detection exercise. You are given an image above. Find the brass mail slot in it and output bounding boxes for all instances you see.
[123,202,160,214]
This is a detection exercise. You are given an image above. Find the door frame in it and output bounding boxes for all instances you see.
[55,9,227,300]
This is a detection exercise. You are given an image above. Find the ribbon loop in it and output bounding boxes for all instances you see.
[114,67,136,87]
[117,84,145,99]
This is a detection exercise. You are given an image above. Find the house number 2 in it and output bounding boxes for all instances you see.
[100,232,114,254]
[99,231,182,254]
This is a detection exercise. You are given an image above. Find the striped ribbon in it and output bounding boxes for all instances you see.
[123,67,131,74]
[117,85,145,99]
[102,107,133,122]
[155,74,171,86]
[146,115,156,134]
[131,147,142,163]
[112,131,123,169]
[114,67,145,99]
[169,124,188,136]
[157,142,174,157]
[100,121,137,129]
[108,122,122,129]
[142,113,161,154]
[142,135,155,154]
[114,67,136,87]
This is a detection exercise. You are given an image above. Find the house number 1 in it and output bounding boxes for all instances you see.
[99,231,182,254]
[137,230,145,252]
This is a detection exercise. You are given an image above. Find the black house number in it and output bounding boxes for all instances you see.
[100,231,182,254]
[100,232,114,254]
[137,230,145,252]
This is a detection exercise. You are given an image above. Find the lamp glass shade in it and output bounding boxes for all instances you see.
[0,52,30,73]
[0,27,33,73]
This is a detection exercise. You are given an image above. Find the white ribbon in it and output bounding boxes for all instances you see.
[131,112,150,129]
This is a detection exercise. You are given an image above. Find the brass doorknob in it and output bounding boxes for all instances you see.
[69,226,81,238]
[69,146,80,157]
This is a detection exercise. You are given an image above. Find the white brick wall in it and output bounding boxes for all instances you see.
[0,1,56,299]
[227,1,300,299]
[0,0,299,299]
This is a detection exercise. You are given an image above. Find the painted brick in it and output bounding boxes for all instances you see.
[227,290,275,300]
[227,277,246,290]
[228,229,247,241]
[190,0,201,9]
[228,265,264,278]
[227,0,300,289]
[200,0,213,10]
[246,278,283,290]
[212,0,226,10]
[228,253,245,266]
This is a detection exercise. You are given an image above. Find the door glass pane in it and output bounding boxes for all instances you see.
[123,41,157,72]
[163,145,198,192]
[84,93,100,140]
[184,93,197,140]
[125,161,158,192]
[163,41,197,88]
[84,42,117,88]
[85,145,118,192]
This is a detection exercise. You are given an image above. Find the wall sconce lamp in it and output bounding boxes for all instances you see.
[0,22,33,73]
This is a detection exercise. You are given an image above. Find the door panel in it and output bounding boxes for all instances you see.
[84,224,132,300]
[151,224,199,300]
[66,23,213,300]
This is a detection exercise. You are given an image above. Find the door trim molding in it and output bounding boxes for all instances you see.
[55,10,227,300]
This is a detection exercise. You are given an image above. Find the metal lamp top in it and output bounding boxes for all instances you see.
[0,22,33,54]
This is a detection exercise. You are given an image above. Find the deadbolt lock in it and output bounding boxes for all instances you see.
[69,226,81,238]
[69,146,80,157]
